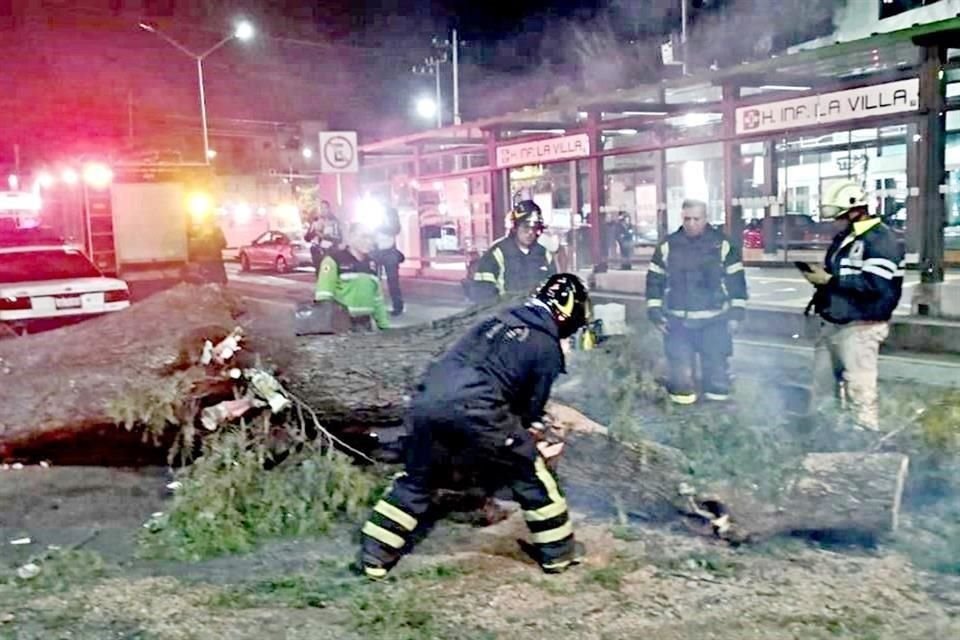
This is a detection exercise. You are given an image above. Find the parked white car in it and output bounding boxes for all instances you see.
[0,244,130,330]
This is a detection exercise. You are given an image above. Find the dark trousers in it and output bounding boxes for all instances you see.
[310,244,324,273]
[359,398,574,577]
[664,317,732,402]
[381,261,403,313]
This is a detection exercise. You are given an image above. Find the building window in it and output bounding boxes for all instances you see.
[879,0,944,21]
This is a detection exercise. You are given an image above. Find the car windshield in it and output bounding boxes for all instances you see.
[0,249,102,283]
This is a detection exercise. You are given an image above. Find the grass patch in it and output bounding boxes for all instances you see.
[4,549,108,594]
[655,551,743,579]
[766,611,886,638]
[581,552,644,592]
[138,429,386,561]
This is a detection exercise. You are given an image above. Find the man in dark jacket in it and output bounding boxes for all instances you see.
[358,274,592,579]
[470,200,556,303]
[646,199,748,405]
[803,181,904,431]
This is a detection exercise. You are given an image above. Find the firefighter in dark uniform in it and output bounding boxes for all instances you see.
[470,200,556,303]
[645,199,748,404]
[358,273,592,579]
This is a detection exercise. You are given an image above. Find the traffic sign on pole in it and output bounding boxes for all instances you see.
[319,131,359,173]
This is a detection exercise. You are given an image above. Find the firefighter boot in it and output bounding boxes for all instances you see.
[518,539,586,574]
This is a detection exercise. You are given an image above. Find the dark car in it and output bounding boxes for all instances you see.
[238,230,312,273]
[742,214,834,250]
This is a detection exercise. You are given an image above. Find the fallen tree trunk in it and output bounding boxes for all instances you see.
[0,284,488,462]
[549,404,909,542]
[0,284,909,544]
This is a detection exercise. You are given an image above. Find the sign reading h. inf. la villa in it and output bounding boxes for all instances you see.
[496,133,591,169]
[735,78,920,136]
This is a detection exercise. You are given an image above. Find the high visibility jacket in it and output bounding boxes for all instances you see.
[471,235,556,303]
[314,248,389,329]
[815,217,904,324]
[646,226,748,325]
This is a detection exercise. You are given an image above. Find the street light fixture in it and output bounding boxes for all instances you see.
[302,147,314,160]
[415,96,438,121]
[139,20,255,164]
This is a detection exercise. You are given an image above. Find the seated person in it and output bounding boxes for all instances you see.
[314,223,389,330]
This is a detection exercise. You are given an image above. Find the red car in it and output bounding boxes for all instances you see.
[238,230,312,273]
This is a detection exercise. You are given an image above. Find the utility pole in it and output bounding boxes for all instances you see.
[452,28,461,125]
[681,0,688,76]
[432,30,463,125]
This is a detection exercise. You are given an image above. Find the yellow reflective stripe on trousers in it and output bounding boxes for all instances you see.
[669,393,697,405]
[531,521,574,544]
[730,299,747,308]
[362,521,406,549]
[726,262,744,274]
[374,500,418,531]
[648,262,666,275]
[534,457,564,506]
[364,566,388,579]
[647,298,663,309]
[524,498,568,522]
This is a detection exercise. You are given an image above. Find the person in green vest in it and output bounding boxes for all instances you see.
[315,223,390,330]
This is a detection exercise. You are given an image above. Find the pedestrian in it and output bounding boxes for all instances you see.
[645,199,748,404]
[470,200,556,303]
[314,223,389,331]
[357,274,592,579]
[616,211,635,270]
[306,200,343,273]
[371,206,405,316]
[802,181,904,431]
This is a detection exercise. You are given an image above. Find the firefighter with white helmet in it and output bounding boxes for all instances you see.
[802,180,904,430]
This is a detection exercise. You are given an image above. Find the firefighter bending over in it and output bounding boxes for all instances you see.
[803,181,904,430]
[646,199,748,404]
[314,223,390,330]
[470,200,556,303]
[358,273,591,579]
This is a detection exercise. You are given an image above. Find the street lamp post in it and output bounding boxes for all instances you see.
[139,20,254,163]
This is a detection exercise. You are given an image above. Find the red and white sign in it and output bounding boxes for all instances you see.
[496,133,591,169]
[735,78,920,136]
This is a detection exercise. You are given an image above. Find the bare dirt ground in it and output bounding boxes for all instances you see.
[2,466,958,640]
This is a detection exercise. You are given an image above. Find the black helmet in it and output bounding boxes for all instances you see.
[510,200,545,235]
[535,273,592,339]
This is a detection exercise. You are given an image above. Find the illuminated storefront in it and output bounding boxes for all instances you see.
[359,17,960,293]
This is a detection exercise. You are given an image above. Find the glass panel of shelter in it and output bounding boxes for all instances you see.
[766,125,910,264]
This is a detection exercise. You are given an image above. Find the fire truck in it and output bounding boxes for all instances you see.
[35,163,213,280]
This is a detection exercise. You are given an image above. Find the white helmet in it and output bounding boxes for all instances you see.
[820,181,868,220]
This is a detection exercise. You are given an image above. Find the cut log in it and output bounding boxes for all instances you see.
[543,404,908,540]
[699,452,911,542]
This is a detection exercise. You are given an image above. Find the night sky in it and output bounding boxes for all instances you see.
[1,0,813,166]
